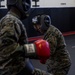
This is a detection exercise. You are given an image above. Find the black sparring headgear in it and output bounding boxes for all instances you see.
[32,14,51,31]
[7,0,31,19]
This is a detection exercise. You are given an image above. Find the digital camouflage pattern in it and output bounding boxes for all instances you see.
[34,68,53,75]
[44,25,71,75]
[34,25,71,75]
[0,12,28,75]
[0,12,54,75]
[0,11,71,75]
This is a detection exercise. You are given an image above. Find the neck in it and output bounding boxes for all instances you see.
[8,7,21,19]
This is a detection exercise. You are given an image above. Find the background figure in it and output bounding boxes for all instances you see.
[32,14,71,75]
[0,0,51,75]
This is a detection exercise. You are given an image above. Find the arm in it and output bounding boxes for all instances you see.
[0,18,24,60]
[33,68,53,75]
[0,18,51,61]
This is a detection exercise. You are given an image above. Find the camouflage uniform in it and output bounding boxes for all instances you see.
[34,68,53,75]
[0,12,28,75]
[34,25,71,75]
[0,12,52,75]
[44,25,71,75]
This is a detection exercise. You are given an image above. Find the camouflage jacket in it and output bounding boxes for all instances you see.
[43,25,71,75]
[0,12,28,75]
[34,25,71,75]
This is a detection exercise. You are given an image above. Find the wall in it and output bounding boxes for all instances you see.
[0,8,75,37]
[26,8,75,37]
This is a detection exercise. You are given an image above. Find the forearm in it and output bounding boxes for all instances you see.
[34,68,53,75]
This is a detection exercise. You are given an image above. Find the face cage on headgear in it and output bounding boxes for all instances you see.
[7,0,31,20]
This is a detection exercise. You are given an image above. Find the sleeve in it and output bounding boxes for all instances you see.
[34,68,53,75]
[0,18,25,59]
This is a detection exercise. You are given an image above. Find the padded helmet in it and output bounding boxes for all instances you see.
[7,0,31,19]
[32,14,51,31]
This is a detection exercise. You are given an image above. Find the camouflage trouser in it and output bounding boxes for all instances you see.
[34,68,53,75]
[47,65,71,75]
[34,65,71,75]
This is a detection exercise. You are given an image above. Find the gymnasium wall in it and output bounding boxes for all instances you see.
[0,8,75,37]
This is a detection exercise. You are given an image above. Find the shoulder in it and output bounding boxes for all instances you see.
[46,25,63,39]
[50,25,62,34]
[0,14,23,26]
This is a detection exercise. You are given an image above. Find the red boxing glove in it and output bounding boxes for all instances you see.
[24,39,51,63]
[34,39,50,60]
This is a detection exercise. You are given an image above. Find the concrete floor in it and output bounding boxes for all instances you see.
[30,34,75,75]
